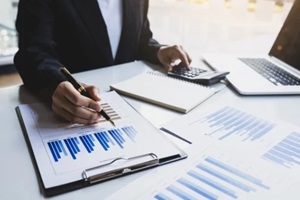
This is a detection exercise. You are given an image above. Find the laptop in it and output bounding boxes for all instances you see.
[201,0,300,95]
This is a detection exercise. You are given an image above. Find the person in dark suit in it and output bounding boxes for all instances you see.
[14,0,192,124]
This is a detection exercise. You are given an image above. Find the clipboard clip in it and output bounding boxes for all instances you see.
[82,153,159,184]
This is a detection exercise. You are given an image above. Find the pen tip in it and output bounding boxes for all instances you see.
[110,120,116,127]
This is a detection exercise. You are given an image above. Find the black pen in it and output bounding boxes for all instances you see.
[60,67,115,127]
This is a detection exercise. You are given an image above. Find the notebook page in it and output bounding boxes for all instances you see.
[110,72,216,113]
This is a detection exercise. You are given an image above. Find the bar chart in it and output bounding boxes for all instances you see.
[47,126,137,162]
[63,103,122,129]
[262,131,300,168]
[153,155,270,200]
[191,106,277,142]
[98,103,121,122]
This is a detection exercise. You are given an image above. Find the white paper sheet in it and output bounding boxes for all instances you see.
[105,145,298,200]
[17,91,185,189]
[105,104,300,199]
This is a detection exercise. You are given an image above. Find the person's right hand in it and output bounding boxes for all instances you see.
[52,81,102,124]
[157,45,192,72]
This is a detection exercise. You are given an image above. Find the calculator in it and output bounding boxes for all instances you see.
[167,66,229,85]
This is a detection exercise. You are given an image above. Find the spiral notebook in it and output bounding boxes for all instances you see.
[110,71,216,113]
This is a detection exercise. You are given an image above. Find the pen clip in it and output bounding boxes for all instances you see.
[82,153,159,184]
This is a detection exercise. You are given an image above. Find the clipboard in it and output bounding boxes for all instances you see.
[16,91,187,196]
[83,153,159,183]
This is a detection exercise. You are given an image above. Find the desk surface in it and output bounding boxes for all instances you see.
[1,55,300,199]
[0,1,298,198]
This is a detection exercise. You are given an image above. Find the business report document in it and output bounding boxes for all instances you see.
[106,145,297,200]
[106,104,300,199]
[161,104,300,166]
[16,91,187,196]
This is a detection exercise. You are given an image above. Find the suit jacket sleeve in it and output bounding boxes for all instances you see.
[14,0,67,94]
[14,0,163,96]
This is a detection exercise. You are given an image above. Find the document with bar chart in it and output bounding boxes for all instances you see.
[16,91,187,196]
[161,105,300,159]
[104,105,300,199]
[106,146,297,200]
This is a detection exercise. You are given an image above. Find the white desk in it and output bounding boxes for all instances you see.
[1,34,300,199]
[1,1,298,198]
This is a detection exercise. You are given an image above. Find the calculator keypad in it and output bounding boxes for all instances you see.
[171,67,207,78]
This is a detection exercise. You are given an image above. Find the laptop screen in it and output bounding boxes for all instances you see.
[269,0,300,71]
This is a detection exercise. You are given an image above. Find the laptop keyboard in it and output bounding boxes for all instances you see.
[239,58,300,86]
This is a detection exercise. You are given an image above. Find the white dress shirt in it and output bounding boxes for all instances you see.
[97,0,123,60]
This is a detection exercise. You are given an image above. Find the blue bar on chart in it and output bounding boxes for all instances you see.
[177,178,218,200]
[196,164,255,192]
[47,140,68,162]
[262,131,300,168]
[166,185,198,200]
[201,106,276,142]
[121,126,137,142]
[97,126,137,149]
[154,192,173,200]
[153,156,270,199]
[79,134,95,153]
[94,126,138,150]
[187,170,238,199]
[204,157,270,190]
[108,129,125,148]
[47,126,138,162]
[64,137,80,160]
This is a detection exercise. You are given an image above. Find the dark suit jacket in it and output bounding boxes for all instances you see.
[14,0,162,92]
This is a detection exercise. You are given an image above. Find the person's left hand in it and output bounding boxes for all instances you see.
[157,45,192,71]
